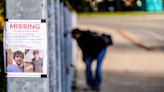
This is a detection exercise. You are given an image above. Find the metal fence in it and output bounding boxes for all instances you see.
[5,0,77,92]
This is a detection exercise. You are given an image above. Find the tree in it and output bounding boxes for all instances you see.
[68,0,98,12]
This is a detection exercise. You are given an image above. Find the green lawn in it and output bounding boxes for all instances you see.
[78,11,164,17]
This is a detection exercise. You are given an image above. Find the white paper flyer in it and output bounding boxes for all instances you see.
[4,20,47,77]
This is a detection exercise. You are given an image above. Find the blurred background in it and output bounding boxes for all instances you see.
[0,0,5,92]
[67,0,164,92]
[68,0,164,12]
[1,0,164,92]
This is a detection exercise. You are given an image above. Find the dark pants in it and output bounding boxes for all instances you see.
[85,48,107,88]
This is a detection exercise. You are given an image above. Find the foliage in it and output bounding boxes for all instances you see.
[0,0,4,30]
[68,0,145,12]
[68,0,93,12]
[0,0,6,92]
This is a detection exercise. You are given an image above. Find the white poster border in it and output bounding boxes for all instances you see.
[4,19,48,78]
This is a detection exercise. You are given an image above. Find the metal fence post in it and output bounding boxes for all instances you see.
[47,0,58,91]
[5,0,49,92]
[63,6,72,92]
[60,2,66,92]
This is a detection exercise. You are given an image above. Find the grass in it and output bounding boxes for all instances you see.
[78,11,164,17]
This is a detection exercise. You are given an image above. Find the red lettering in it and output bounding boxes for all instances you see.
[10,24,16,29]
[9,23,40,30]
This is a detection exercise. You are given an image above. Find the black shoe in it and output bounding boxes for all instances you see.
[92,87,100,92]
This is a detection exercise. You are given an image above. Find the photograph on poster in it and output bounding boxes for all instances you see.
[6,49,25,72]
[24,49,43,73]
[6,49,44,73]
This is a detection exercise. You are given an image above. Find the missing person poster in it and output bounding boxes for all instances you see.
[4,20,47,77]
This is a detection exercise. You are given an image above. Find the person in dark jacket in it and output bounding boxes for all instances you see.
[72,28,108,91]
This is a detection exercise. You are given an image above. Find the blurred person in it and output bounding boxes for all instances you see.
[31,50,43,72]
[7,50,24,72]
[72,28,110,91]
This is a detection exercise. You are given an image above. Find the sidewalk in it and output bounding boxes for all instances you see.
[73,24,164,92]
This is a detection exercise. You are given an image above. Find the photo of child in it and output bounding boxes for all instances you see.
[7,50,24,72]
